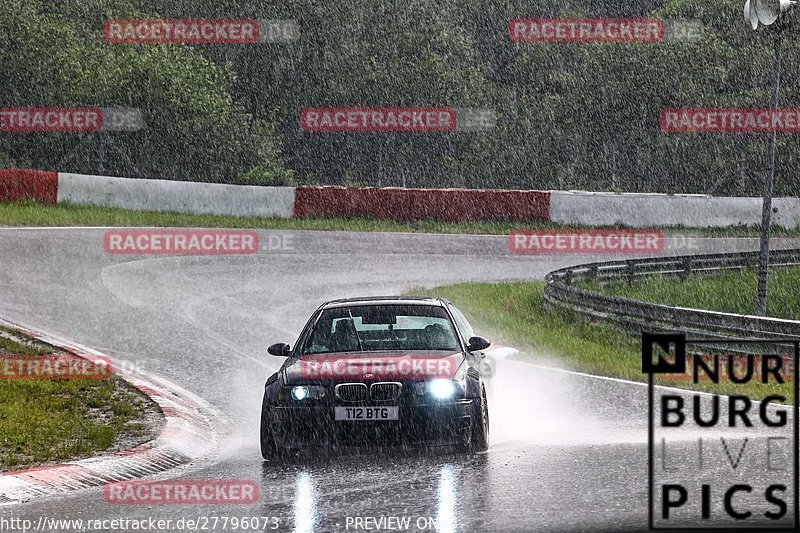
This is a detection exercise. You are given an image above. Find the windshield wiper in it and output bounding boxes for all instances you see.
[346,309,364,351]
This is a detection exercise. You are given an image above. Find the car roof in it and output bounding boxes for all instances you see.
[321,296,451,309]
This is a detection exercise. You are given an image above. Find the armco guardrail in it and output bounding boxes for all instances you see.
[544,249,800,351]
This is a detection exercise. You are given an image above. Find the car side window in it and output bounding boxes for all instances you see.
[448,305,475,343]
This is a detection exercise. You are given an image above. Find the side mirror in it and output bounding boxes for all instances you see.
[268,343,292,357]
[467,336,491,352]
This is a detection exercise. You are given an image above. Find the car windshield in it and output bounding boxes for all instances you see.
[303,304,460,354]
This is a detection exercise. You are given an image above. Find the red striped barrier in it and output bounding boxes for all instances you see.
[293,185,551,222]
[0,168,58,204]
[4,168,794,228]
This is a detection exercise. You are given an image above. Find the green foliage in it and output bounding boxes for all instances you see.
[0,330,150,469]
[237,163,296,186]
[1,0,798,194]
[235,117,296,186]
[585,266,800,320]
[0,150,15,168]
[0,0,290,182]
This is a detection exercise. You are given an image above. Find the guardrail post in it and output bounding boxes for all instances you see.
[681,257,692,280]
[564,270,573,285]
[590,265,598,282]
[626,261,635,286]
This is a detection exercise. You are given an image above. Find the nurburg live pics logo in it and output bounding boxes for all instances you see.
[642,333,799,530]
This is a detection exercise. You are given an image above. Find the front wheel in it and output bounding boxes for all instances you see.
[469,387,489,452]
[260,394,282,461]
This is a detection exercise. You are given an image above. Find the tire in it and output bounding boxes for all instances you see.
[469,387,489,452]
[260,394,282,461]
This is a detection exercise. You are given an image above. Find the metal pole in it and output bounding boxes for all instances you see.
[377,137,383,187]
[611,141,617,190]
[97,132,107,174]
[756,30,783,316]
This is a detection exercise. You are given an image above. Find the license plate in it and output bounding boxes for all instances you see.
[335,406,399,421]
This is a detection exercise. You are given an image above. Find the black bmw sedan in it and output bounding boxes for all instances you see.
[260,297,492,459]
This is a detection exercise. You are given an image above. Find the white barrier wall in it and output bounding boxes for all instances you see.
[549,191,800,229]
[57,173,295,219]
[773,198,800,229]
[6,168,799,228]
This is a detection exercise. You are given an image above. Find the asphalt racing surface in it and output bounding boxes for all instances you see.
[0,228,795,532]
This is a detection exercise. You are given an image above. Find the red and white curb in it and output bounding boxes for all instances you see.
[0,318,221,505]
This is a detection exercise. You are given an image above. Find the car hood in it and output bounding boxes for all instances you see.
[282,351,465,385]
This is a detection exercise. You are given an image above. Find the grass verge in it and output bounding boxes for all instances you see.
[2,200,800,237]
[0,328,158,471]
[582,265,800,321]
[411,281,793,401]
[0,201,558,234]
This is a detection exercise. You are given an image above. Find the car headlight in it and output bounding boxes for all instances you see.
[290,385,327,401]
[428,379,457,399]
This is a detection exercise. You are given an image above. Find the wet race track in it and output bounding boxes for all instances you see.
[0,228,795,532]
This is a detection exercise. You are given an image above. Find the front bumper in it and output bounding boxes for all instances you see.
[267,399,476,449]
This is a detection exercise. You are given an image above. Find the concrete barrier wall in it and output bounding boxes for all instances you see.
[0,169,58,204]
[2,167,800,228]
[57,172,296,218]
[772,198,800,229]
[294,185,551,222]
[549,191,800,228]
[549,191,767,228]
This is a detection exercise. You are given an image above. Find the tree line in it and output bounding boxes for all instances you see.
[1,0,798,196]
